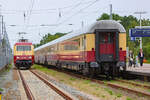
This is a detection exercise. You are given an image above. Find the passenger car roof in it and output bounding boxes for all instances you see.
[35,20,126,51]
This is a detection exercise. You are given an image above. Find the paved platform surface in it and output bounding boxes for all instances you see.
[126,63,150,76]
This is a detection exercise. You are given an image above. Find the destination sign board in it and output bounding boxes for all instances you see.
[130,28,150,37]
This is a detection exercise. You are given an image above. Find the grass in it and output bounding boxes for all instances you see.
[102,95,105,98]
[69,77,76,81]
[104,88,114,95]
[32,64,136,100]
[0,63,12,75]
[0,64,12,93]
[83,80,91,84]
[0,88,3,92]
[5,64,12,72]
[126,97,132,100]
[116,93,122,98]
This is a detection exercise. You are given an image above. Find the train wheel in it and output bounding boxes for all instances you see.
[104,64,111,80]
[106,73,111,80]
[89,67,97,78]
[57,63,62,70]
[27,66,31,69]
[111,63,116,80]
[17,66,20,70]
[111,66,115,80]
[82,63,89,76]
[89,67,94,78]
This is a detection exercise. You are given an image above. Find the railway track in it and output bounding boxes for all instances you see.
[18,69,74,100]
[47,67,150,98]
[115,79,150,89]
[18,70,35,100]
[30,70,74,100]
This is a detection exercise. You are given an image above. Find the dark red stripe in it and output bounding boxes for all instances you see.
[15,43,32,46]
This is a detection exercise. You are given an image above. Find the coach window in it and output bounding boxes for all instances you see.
[73,38,80,50]
[100,33,105,43]
[108,33,113,43]
[51,47,54,51]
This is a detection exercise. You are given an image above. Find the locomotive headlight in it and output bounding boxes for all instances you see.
[16,57,20,59]
[28,56,32,59]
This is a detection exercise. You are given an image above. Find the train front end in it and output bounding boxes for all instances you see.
[86,20,126,79]
[14,42,34,69]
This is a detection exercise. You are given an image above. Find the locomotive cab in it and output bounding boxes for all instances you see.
[14,41,34,69]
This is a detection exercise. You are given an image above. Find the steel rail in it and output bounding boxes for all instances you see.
[30,70,73,100]
[116,79,150,89]
[18,70,35,100]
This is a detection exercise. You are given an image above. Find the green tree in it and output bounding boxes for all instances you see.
[34,32,67,48]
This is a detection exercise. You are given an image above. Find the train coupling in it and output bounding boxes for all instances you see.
[117,61,126,68]
[90,62,99,67]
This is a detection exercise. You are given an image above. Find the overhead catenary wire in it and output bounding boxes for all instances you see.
[1,0,96,15]
[10,0,100,33]
[51,0,100,33]
[61,0,86,14]
[26,0,35,26]
[16,0,104,33]
[22,0,101,34]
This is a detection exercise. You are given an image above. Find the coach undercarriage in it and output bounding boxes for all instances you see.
[49,60,122,80]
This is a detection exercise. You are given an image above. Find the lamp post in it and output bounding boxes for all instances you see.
[134,11,147,49]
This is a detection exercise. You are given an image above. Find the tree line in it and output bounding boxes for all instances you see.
[34,32,67,48]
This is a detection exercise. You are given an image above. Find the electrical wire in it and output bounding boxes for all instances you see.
[1,0,96,15]
[25,0,35,30]
[53,0,100,31]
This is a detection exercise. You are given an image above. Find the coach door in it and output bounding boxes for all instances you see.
[95,30,119,62]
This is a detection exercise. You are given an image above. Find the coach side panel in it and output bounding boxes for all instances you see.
[119,33,126,61]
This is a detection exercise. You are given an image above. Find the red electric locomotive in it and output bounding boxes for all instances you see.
[14,39,34,69]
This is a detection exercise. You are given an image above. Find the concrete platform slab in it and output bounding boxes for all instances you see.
[126,63,150,76]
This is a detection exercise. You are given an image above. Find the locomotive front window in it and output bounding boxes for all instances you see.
[17,45,31,51]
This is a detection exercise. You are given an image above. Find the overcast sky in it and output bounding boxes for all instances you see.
[0,0,150,48]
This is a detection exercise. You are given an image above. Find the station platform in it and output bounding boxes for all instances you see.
[125,64,150,81]
[126,63,150,75]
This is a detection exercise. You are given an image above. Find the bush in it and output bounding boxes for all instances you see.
[143,44,150,59]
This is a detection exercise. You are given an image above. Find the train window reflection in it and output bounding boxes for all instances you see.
[17,46,31,51]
